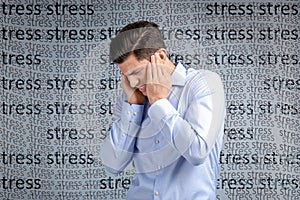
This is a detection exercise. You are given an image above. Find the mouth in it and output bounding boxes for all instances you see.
[138,85,146,93]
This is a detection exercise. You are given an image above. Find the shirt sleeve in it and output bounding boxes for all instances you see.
[148,71,225,165]
[100,92,144,173]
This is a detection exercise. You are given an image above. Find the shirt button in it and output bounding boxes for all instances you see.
[122,133,126,137]
[133,112,137,116]
[158,165,161,170]
[155,140,160,144]
[127,111,131,115]
[155,191,160,196]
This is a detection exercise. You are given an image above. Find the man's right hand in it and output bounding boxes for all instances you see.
[121,75,145,104]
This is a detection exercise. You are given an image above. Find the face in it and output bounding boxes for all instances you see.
[118,54,149,95]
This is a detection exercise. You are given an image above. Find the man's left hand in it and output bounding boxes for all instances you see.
[146,53,172,104]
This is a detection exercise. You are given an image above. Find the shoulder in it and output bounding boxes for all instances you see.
[186,68,221,82]
[185,68,223,97]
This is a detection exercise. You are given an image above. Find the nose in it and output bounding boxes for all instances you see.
[127,76,139,88]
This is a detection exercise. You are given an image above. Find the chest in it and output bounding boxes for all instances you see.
[134,87,188,153]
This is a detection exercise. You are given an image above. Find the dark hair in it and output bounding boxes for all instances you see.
[109,20,166,64]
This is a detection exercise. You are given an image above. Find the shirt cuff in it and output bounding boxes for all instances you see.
[148,98,178,123]
[120,101,144,136]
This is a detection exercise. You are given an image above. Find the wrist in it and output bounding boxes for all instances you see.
[128,93,145,105]
[128,100,144,105]
[149,96,165,104]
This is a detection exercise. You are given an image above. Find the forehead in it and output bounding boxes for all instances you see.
[118,54,148,74]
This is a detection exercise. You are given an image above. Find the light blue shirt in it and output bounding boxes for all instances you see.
[100,63,225,200]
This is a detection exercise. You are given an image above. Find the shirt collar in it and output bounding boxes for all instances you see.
[171,62,186,86]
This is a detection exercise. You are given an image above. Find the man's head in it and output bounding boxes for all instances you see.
[109,21,169,94]
[109,20,166,64]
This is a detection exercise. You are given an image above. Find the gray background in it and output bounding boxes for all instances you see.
[1,0,299,199]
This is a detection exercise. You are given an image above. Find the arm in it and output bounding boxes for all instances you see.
[148,71,225,165]
[100,92,144,173]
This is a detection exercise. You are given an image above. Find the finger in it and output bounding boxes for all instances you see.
[121,75,129,90]
[155,52,162,64]
[146,61,152,84]
[121,75,127,87]
[155,53,163,77]
[152,62,158,82]
[123,76,137,100]
[158,63,163,77]
[151,55,158,82]
[152,53,159,83]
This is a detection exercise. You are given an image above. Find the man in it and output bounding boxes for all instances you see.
[100,20,225,200]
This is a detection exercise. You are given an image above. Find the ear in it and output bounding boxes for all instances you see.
[156,48,168,63]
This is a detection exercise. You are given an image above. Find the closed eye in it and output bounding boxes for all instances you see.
[127,68,142,76]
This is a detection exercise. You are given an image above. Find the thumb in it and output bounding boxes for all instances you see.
[121,75,135,97]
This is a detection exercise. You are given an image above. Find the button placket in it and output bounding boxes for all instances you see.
[153,170,162,200]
